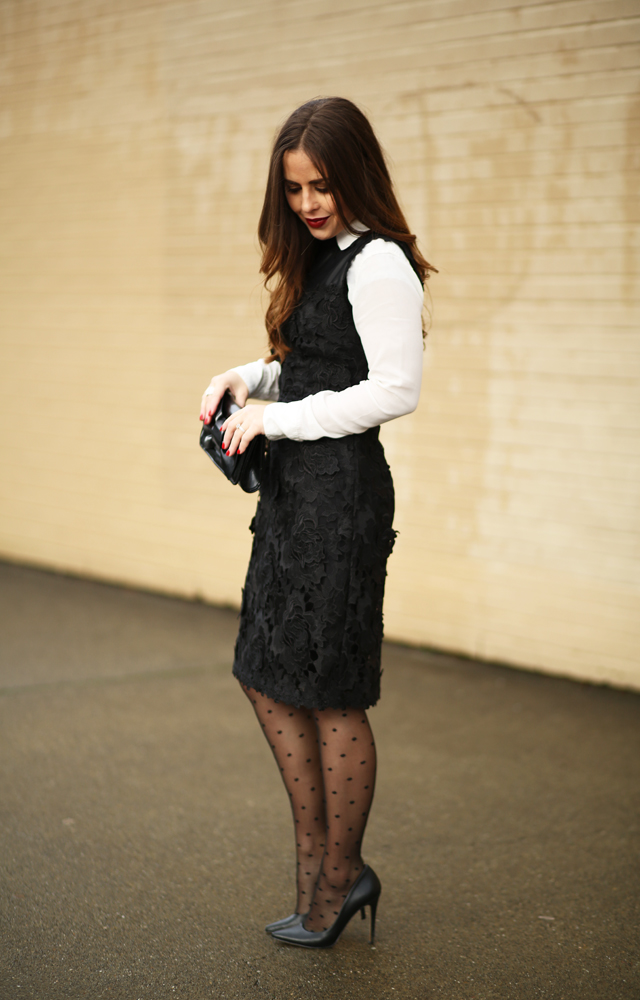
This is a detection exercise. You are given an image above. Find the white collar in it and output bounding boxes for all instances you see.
[336,220,370,251]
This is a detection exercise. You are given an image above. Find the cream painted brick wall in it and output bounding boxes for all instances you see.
[1,0,639,688]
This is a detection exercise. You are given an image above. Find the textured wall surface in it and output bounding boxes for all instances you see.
[1,0,639,689]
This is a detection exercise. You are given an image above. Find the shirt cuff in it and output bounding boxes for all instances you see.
[228,360,266,397]
[263,399,329,441]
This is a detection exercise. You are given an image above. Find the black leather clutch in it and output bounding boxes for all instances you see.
[199,391,264,494]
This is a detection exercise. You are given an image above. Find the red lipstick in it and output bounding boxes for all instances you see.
[306,216,329,229]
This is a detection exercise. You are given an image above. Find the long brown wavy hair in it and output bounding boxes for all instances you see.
[258,97,436,361]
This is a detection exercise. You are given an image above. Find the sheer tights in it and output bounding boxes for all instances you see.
[242,685,327,912]
[242,684,377,931]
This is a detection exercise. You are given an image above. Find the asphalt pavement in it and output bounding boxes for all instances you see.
[1,560,638,1000]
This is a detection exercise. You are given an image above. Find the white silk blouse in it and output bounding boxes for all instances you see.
[205,225,425,441]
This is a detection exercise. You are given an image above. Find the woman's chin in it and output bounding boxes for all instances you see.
[306,221,340,240]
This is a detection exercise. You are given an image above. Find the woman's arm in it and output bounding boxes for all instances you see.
[262,244,424,441]
[230,359,281,402]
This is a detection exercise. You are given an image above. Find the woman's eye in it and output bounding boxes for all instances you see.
[284,184,329,194]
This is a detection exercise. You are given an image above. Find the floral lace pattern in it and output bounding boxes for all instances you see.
[233,235,398,710]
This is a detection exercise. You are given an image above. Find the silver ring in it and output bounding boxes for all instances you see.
[237,423,245,432]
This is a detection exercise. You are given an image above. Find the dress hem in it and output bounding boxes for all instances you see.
[232,662,380,712]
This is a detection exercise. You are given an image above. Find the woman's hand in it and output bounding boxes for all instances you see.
[200,370,249,425]
[221,404,265,456]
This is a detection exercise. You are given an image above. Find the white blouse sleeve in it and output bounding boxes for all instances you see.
[262,240,424,441]
[203,358,281,401]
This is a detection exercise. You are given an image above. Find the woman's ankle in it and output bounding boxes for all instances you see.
[296,847,324,910]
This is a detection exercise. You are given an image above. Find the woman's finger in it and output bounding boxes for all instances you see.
[225,425,246,457]
[220,405,264,454]
[220,415,234,447]
[236,424,258,454]
[224,420,255,455]
[221,414,243,453]
[201,391,222,424]
[221,408,248,442]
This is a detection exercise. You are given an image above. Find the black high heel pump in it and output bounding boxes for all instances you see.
[270,865,381,948]
[264,912,305,934]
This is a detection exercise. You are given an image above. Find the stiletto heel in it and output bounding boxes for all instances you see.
[360,907,366,920]
[270,866,381,949]
[369,894,378,943]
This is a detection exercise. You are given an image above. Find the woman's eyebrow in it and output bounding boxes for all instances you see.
[284,177,326,185]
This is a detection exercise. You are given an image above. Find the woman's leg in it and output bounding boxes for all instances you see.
[241,684,327,913]
[303,707,377,932]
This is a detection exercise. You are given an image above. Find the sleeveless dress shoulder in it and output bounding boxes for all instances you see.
[232,233,421,710]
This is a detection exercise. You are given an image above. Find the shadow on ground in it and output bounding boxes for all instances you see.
[0,561,638,999]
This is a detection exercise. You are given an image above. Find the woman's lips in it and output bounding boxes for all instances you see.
[306,216,329,229]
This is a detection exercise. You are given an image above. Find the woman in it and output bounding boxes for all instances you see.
[200,97,434,948]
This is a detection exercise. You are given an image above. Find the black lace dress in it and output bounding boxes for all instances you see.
[233,233,420,710]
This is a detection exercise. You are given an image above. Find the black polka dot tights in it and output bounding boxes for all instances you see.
[241,684,377,932]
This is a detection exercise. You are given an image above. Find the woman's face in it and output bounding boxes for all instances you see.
[283,148,352,240]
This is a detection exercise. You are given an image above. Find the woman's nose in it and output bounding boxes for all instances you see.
[300,186,319,213]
